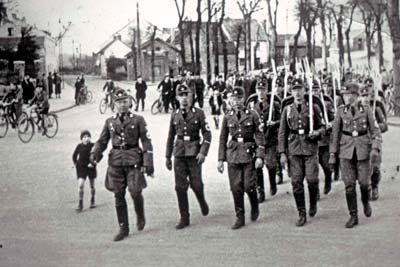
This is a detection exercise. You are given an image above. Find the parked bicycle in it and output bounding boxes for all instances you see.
[99,92,115,114]
[151,90,174,115]
[17,104,59,143]
[77,86,93,105]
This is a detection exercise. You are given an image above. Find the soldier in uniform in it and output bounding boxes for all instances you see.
[90,89,154,241]
[311,81,336,194]
[329,83,381,228]
[359,85,388,201]
[218,86,265,230]
[278,79,325,227]
[165,84,212,229]
[253,79,281,202]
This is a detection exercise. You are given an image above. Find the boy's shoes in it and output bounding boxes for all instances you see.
[90,198,96,209]
[76,200,83,212]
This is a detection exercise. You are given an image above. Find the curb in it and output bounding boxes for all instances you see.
[53,104,77,114]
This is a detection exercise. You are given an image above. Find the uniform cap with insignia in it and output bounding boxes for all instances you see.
[359,85,371,96]
[312,79,320,89]
[231,86,245,98]
[176,84,190,96]
[365,77,374,85]
[276,78,284,87]
[342,82,360,95]
[256,79,268,91]
[291,78,305,90]
[114,88,129,101]
[322,77,333,86]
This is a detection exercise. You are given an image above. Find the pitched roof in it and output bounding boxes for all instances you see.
[276,34,306,46]
[223,17,268,42]
[95,36,131,55]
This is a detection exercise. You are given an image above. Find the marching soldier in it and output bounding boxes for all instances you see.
[218,86,265,230]
[165,84,212,230]
[359,85,388,201]
[278,79,325,227]
[329,83,381,228]
[90,89,154,241]
[312,81,336,195]
[253,79,281,202]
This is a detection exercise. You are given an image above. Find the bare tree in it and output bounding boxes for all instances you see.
[345,1,357,69]
[266,0,279,63]
[188,20,196,73]
[150,26,157,83]
[316,0,328,69]
[219,0,228,79]
[174,0,187,71]
[206,0,219,84]
[330,4,346,68]
[213,8,219,77]
[234,23,244,71]
[195,0,202,75]
[291,0,304,73]
[359,3,376,66]
[387,0,400,116]
[301,0,318,65]
[237,0,263,71]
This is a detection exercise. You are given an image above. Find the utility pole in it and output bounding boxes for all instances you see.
[57,20,72,89]
[72,39,75,70]
[136,2,142,76]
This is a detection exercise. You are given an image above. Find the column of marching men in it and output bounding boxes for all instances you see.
[86,66,388,241]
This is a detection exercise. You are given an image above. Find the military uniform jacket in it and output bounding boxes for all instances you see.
[218,108,265,164]
[253,100,281,148]
[330,102,381,161]
[278,101,325,156]
[319,100,335,147]
[166,107,211,158]
[91,112,153,167]
[374,104,388,134]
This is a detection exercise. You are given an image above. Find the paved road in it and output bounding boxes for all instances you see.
[1,76,399,267]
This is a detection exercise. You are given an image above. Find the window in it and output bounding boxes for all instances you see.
[8,27,13,36]
[155,46,161,51]
[358,38,362,50]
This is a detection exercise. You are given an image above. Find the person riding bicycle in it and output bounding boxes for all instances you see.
[1,84,21,127]
[103,79,115,104]
[29,85,50,135]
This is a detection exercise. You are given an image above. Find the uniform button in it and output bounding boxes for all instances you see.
[184,127,187,130]
[239,129,241,132]
[298,120,301,123]
[121,133,124,136]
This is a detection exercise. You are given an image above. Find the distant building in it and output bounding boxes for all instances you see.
[0,13,58,77]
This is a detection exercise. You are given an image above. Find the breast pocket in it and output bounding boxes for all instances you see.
[243,120,254,136]
[228,123,236,135]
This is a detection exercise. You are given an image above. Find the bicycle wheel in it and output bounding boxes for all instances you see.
[87,91,93,103]
[99,98,107,114]
[151,100,161,115]
[0,115,9,138]
[77,94,85,105]
[110,101,115,113]
[18,115,34,143]
[44,114,59,138]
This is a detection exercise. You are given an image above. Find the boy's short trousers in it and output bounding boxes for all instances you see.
[76,166,97,180]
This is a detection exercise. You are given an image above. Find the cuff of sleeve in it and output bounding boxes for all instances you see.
[143,152,154,167]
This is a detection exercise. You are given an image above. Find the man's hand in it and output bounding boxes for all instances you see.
[165,158,172,171]
[217,160,224,174]
[255,158,263,169]
[328,153,336,172]
[370,149,380,169]
[89,154,97,166]
[308,130,320,140]
[266,121,278,127]
[280,153,288,170]
[196,153,206,165]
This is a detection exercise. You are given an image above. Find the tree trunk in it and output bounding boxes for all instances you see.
[305,27,313,65]
[179,23,186,70]
[337,19,345,69]
[214,21,219,77]
[243,22,247,72]
[235,25,243,71]
[189,22,195,73]
[131,28,138,79]
[291,17,303,73]
[320,17,327,69]
[366,36,372,67]
[219,0,227,79]
[247,16,252,71]
[195,0,202,75]
[387,0,400,115]
[376,20,384,70]
[150,26,157,83]
[206,0,212,84]
[345,29,352,68]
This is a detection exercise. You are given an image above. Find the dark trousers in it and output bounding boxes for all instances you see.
[195,89,204,108]
[136,96,145,111]
[162,94,170,112]
[319,145,332,183]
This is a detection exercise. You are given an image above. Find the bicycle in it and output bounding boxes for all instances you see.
[99,92,115,114]
[0,99,18,138]
[151,90,175,115]
[77,86,93,105]
[17,104,59,143]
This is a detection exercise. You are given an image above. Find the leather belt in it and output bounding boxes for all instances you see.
[232,137,255,143]
[113,144,138,150]
[177,136,200,141]
[342,131,367,137]
[290,129,307,135]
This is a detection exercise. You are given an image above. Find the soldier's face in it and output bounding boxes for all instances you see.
[292,88,305,103]
[229,96,244,110]
[343,94,356,105]
[256,89,267,102]
[359,95,370,105]
[115,98,130,113]
[177,92,192,109]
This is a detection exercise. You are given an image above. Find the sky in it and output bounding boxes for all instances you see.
[12,0,345,55]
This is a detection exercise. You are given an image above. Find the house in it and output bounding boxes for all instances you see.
[0,13,59,77]
[94,34,132,79]
[126,37,180,82]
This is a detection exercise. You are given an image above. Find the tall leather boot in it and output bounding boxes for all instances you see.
[294,192,307,227]
[277,163,284,185]
[114,204,129,241]
[360,186,372,217]
[371,168,380,201]
[231,191,245,230]
[194,189,209,216]
[308,183,319,217]
[247,190,260,221]
[90,188,96,209]
[334,162,340,181]
[268,167,277,196]
[133,193,146,231]
[324,172,332,195]
[256,168,265,203]
[175,191,190,229]
[345,191,358,228]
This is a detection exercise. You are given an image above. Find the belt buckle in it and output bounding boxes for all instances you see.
[299,129,305,135]
[352,131,359,137]
[237,137,244,143]
[184,136,190,141]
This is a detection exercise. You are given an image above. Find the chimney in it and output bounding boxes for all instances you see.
[113,34,122,41]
